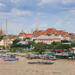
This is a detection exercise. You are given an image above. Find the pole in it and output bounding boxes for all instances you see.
[5,17,8,49]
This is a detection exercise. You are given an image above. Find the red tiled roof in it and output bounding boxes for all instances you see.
[46,28,53,32]
[32,28,70,37]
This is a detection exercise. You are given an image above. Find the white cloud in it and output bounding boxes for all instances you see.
[36,12,48,18]
[40,24,48,28]
[0,3,5,7]
[38,0,75,6]
[38,0,54,6]
[54,19,64,29]
[55,19,63,27]
[32,23,48,29]
[0,8,32,17]
[61,0,75,5]
[70,9,75,16]
[11,8,32,16]
[53,8,75,31]
[10,0,21,4]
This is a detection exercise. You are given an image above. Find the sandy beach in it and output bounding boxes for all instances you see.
[0,56,75,75]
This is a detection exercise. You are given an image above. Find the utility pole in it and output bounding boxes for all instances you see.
[6,17,8,36]
[4,17,8,50]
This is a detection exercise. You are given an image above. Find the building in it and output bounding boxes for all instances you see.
[18,29,32,40]
[34,35,61,44]
[0,38,13,47]
[19,29,26,40]
[58,35,70,40]
[25,34,32,39]
[32,28,69,38]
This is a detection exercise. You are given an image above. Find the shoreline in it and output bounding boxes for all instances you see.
[0,56,75,75]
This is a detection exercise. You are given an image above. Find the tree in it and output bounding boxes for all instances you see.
[0,35,4,40]
[71,42,75,47]
[61,39,69,43]
[28,41,35,46]
[55,44,71,50]
[24,37,30,41]
[61,44,71,50]
[50,42,61,50]
[10,47,24,53]
[13,39,20,44]
[10,48,17,52]
[11,39,20,48]
[52,41,61,45]
[34,42,47,54]
[50,41,71,52]
[26,37,30,40]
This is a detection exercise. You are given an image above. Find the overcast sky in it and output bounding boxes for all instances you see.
[0,0,75,34]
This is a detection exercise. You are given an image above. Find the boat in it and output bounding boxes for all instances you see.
[0,54,10,58]
[56,55,68,59]
[42,58,56,61]
[41,55,56,61]
[3,58,19,61]
[28,61,54,64]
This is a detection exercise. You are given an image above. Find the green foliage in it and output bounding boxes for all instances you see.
[54,44,71,50]
[18,48,24,53]
[26,37,30,39]
[10,39,75,53]
[0,35,4,40]
[49,41,71,51]
[10,48,17,52]
[28,41,35,46]
[24,38,26,41]
[71,42,75,47]
[51,42,61,45]
[61,39,69,43]
[24,37,30,41]
[47,44,54,50]
[0,46,4,49]
[51,42,61,49]
[10,47,24,53]
[61,44,71,49]
[11,39,20,48]
[34,42,47,54]
[13,39,20,44]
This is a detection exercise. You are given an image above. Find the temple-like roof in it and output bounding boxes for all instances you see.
[0,28,4,35]
[19,29,25,36]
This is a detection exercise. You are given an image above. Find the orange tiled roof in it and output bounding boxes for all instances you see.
[32,28,70,37]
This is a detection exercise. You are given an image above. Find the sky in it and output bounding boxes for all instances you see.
[0,0,75,34]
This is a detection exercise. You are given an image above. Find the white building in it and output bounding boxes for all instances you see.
[58,35,71,40]
[34,35,61,44]
[0,39,13,47]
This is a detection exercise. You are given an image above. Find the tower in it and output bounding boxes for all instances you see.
[4,17,8,49]
[35,25,39,30]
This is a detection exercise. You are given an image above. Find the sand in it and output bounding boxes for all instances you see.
[0,56,75,75]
